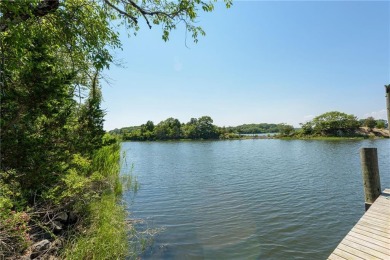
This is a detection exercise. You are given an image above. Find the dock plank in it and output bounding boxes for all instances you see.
[329,192,390,259]
[354,225,390,239]
[345,233,390,256]
[352,226,390,244]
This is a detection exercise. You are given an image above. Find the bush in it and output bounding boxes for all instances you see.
[311,111,359,136]
[0,210,31,255]
[363,117,376,129]
[278,124,295,136]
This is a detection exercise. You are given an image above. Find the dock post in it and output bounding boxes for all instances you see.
[360,148,381,211]
[385,84,390,133]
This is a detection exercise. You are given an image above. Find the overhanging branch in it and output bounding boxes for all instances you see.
[0,0,60,32]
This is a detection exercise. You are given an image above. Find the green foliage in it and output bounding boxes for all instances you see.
[76,74,106,155]
[154,117,182,140]
[299,121,314,135]
[0,210,31,254]
[278,124,295,137]
[196,116,219,139]
[219,132,241,140]
[1,0,232,70]
[117,118,282,141]
[311,111,360,136]
[62,141,140,259]
[226,123,280,134]
[363,117,376,129]
[63,193,129,259]
[1,32,77,191]
[121,116,220,141]
[0,170,26,211]
[375,119,387,129]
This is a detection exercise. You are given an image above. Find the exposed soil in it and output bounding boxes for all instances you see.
[356,127,389,138]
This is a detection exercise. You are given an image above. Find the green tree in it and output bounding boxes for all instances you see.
[154,118,182,140]
[77,73,106,154]
[196,116,219,139]
[278,123,295,136]
[363,117,376,130]
[143,121,155,132]
[376,120,386,129]
[182,118,198,139]
[311,111,359,136]
[299,121,314,135]
[1,34,78,190]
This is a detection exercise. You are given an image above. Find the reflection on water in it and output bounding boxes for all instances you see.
[122,139,390,259]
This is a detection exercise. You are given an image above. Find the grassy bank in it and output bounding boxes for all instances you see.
[62,141,133,259]
[0,138,138,259]
[63,193,130,259]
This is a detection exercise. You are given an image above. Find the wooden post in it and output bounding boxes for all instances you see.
[360,148,381,211]
[385,84,390,133]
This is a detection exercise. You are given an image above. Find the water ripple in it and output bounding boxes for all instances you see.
[123,139,390,259]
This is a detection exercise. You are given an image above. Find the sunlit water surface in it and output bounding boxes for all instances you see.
[121,139,390,259]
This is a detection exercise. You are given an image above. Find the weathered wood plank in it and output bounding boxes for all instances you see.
[363,215,389,226]
[328,251,348,260]
[358,220,390,234]
[369,202,390,210]
[359,214,389,228]
[369,204,390,212]
[352,226,390,243]
[329,192,390,259]
[365,211,390,221]
[354,224,390,239]
[341,238,389,259]
[337,243,380,260]
[347,231,390,254]
[370,196,390,205]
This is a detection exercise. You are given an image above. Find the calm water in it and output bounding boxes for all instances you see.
[122,139,390,259]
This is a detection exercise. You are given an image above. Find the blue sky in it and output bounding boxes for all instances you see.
[101,1,390,130]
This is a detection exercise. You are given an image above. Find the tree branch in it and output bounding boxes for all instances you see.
[103,0,138,25]
[0,0,60,32]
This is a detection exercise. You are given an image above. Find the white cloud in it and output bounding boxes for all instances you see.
[303,114,314,122]
[363,109,387,120]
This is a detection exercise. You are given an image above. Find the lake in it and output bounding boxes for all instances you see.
[121,139,390,259]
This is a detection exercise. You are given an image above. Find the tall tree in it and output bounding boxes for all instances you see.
[0,33,77,190]
[363,117,376,130]
[311,111,359,136]
[77,72,106,155]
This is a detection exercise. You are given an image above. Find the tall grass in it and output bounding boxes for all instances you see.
[64,193,129,259]
[63,141,138,259]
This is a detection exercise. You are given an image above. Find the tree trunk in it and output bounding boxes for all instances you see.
[386,85,390,133]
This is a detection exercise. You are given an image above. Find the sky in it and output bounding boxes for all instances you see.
[101,0,390,131]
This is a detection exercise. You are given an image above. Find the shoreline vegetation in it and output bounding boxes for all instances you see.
[110,112,389,142]
[1,136,140,259]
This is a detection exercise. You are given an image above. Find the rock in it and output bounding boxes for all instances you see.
[52,221,62,231]
[31,239,51,258]
[52,238,64,248]
[32,239,51,252]
[56,212,68,223]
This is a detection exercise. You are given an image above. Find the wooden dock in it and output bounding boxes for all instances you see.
[328,189,390,260]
